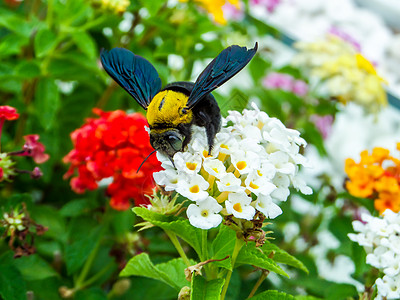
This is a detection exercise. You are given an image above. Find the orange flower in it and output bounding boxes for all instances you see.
[345,145,400,214]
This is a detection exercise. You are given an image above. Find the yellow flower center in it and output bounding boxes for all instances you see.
[203,150,210,157]
[249,182,259,189]
[233,203,242,213]
[221,144,229,149]
[257,170,263,176]
[236,161,247,170]
[190,185,200,193]
[201,210,209,217]
[186,162,197,171]
[212,167,218,173]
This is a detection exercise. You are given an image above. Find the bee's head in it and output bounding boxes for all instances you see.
[150,129,185,158]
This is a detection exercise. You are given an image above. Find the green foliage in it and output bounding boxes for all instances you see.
[191,276,225,300]
[0,0,374,299]
[121,253,189,291]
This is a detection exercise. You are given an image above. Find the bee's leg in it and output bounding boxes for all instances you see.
[198,111,217,155]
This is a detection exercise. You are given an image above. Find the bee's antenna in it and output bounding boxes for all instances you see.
[137,149,157,173]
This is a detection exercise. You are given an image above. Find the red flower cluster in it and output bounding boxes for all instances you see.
[63,109,161,210]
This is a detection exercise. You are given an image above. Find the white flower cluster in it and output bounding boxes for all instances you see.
[348,210,400,300]
[153,103,312,230]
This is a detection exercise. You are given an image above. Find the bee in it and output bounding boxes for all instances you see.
[100,43,258,159]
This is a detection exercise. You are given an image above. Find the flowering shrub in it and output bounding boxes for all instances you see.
[349,210,400,300]
[345,144,400,214]
[154,103,312,231]
[292,35,387,113]
[64,109,161,210]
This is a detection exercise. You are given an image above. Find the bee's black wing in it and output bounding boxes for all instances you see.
[187,43,258,109]
[100,48,162,110]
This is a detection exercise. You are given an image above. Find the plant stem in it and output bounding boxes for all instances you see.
[201,229,212,278]
[75,241,101,289]
[220,238,244,300]
[247,270,269,298]
[164,229,191,267]
[79,261,114,288]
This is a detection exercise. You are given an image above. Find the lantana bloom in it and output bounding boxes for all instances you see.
[153,103,312,230]
[63,109,161,210]
[345,144,400,214]
[349,210,400,300]
[292,34,387,113]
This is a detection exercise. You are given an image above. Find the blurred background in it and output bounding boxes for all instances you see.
[0,0,399,299]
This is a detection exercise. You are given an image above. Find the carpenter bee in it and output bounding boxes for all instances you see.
[100,43,258,159]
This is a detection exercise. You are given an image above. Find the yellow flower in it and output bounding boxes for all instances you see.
[92,0,130,14]
[180,0,240,24]
[293,34,388,113]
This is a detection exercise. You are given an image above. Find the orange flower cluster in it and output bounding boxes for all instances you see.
[345,144,400,214]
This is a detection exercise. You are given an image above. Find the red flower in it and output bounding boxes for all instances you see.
[22,135,50,164]
[64,109,161,210]
[0,106,19,121]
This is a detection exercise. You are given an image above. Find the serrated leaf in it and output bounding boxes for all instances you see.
[72,31,97,59]
[133,207,203,256]
[190,276,224,300]
[261,241,308,273]
[13,254,58,281]
[0,253,27,300]
[250,290,294,300]
[156,258,192,290]
[35,78,60,130]
[236,246,288,277]
[65,226,103,275]
[34,28,57,58]
[211,225,235,270]
[120,253,188,291]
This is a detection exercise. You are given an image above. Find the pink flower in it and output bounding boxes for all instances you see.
[328,27,361,52]
[250,0,281,12]
[222,2,244,21]
[14,135,50,164]
[263,72,294,91]
[262,72,309,97]
[310,115,334,139]
[292,80,308,96]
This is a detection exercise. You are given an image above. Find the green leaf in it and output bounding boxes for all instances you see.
[0,253,27,300]
[261,241,308,273]
[190,276,224,300]
[0,34,29,57]
[59,199,93,217]
[65,226,103,275]
[211,225,235,270]
[140,0,165,16]
[120,253,189,291]
[13,254,58,281]
[250,290,294,300]
[35,78,60,130]
[325,283,358,300]
[34,28,58,58]
[30,205,66,242]
[236,245,288,277]
[133,207,203,256]
[15,61,41,79]
[0,9,32,37]
[72,31,97,59]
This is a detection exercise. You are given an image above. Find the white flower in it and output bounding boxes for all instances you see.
[216,173,245,193]
[255,194,282,219]
[268,151,296,175]
[153,169,179,191]
[187,197,223,230]
[176,174,209,202]
[230,150,260,175]
[226,192,256,220]
[174,152,202,175]
[203,158,226,179]
[244,172,276,196]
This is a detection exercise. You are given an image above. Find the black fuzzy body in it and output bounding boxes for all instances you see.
[163,81,221,154]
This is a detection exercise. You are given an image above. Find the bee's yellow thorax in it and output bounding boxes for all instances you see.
[146,90,193,128]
